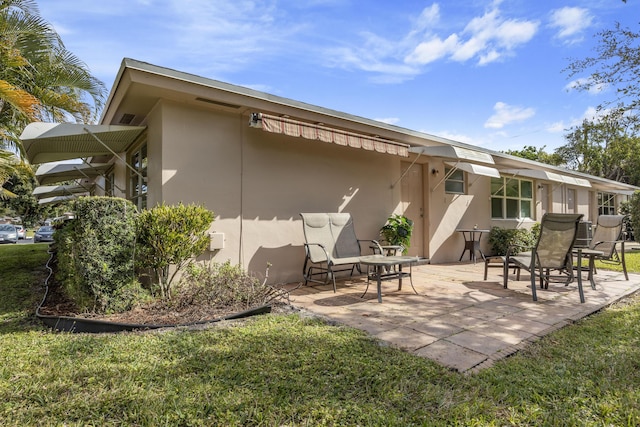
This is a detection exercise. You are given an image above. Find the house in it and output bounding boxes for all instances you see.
[20,58,639,284]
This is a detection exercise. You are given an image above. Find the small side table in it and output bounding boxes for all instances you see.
[370,244,404,274]
[456,228,490,263]
[359,255,418,303]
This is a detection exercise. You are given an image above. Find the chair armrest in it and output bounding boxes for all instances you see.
[505,244,533,257]
[592,239,623,247]
[303,242,332,263]
[358,239,383,255]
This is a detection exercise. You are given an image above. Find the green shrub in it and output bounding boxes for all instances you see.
[380,214,413,254]
[621,192,640,240]
[55,197,143,313]
[136,202,214,299]
[530,222,541,241]
[175,261,274,312]
[488,226,537,256]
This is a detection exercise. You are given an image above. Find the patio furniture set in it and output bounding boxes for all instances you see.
[300,213,419,303]
[300,212,629,304]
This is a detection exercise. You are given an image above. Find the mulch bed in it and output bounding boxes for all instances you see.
[37,275,293,327]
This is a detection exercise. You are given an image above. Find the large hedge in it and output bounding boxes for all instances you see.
[55,197,140,313]
[53,198,216,312]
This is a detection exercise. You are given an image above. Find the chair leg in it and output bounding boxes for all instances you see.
[302,257,310,286]
[327,266,337,292]
[621,242,629,280]
[503,257,509,289]
[531,267,538,301]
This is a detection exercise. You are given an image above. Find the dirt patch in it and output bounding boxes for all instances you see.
[37,276,294,326]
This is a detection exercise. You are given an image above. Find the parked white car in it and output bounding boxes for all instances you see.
[0,224,18,244]
[15,225,26,239]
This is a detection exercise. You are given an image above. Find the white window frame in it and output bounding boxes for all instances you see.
[598,192,616,215]
[491,177,534,219]
[129,143,147,210]
[444,167,466,194]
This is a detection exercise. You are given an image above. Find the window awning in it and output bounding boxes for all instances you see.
[38,195,78,206]
[20,122,146,164]
[501,169,592,188]
[431,160,501,191]
[409,145,495,165]
[33,184,89,199]
[35,162,110,185]
[445,161,501,178]
[250,113,409,157]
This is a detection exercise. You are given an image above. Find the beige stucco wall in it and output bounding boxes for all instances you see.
[577,189,591,219]
[426,159,495,262]
[142,101,406,284]
[110,98,618,284]
[547,184,591,218]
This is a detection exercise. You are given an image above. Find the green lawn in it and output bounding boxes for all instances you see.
[1,244,640,426]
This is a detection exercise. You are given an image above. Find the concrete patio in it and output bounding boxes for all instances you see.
[283,260,640,373]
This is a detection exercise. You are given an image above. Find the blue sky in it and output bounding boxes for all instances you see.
[38,0,636,152]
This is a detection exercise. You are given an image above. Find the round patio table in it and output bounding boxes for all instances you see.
[456,228,490,263]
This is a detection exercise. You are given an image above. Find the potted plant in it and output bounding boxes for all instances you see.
[380,214,413,254]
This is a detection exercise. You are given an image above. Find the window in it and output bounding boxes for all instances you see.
[444,167,465,194]
[129,143,147,210]
[598,192,616,215]
[105,171,115,197]
[491,177,533,219]
[567,188,576,214]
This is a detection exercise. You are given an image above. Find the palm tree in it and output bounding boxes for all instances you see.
[0,150,18,199]
[1,0,106,202]
[0,0,106,153]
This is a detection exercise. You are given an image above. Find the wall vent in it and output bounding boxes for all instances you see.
[119,113,136,124]
[195,97,241,109]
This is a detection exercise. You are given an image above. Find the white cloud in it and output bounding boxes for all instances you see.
[406,34,459,65]
[547,106,609,133]
[565,77,607,95]
[411,3,441,33]
[41,0,306,81]
[329,2,539,82]
[408,6,539,66]
[547,121,567,133]
[460,9,539,60]
[167,1,298,60]
[549,7,593,44]
[448,9,539,65]
[484,102,535,129]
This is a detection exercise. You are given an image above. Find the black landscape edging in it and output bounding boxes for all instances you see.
[36,305,272,333]
[37,246,272,333]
